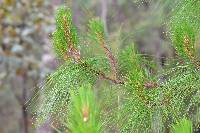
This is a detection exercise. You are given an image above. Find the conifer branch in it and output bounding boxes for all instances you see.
[89,18,119,80]
[81,61,124,84]
[31,2,200,132]
[63,15,81,62]
[144,81,159,89]
[183,35,200,70]
[96,32,118,79]
[137,87,150,105]
[62,16,121,83]
[63,16,73,49]
[132,81,156,106]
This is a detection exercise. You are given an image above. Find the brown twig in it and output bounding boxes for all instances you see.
[184,35,200,69]
[81,62,124,84]
[63,16,73,49]
[96,32,118,79]
[144,81,159,89]
[63,16,80,62]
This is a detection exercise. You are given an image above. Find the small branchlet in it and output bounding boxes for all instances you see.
[183,35,200,69]
[144,81,159,89]
[89,18,118,80]
[53,7,80,62]
[169,0,200,68]
[96,32,117,79]
[80,61,124,84]
[63,15,80,62]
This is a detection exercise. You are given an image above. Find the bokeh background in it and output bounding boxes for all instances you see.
[0,0,177,132]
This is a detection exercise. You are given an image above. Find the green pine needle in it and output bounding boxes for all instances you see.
[171,119,192,133]
[53,6,79,59]
[169,0,200,59]
[67,84,101,133]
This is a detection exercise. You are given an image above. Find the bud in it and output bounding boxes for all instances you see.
[82,106,89,122]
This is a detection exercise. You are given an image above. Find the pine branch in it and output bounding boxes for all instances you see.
[88,18,118,80]
[183,35,200,70]
[63,15,80,62]
[95,32,118,79]
[30,2,200,132]
[80,61,124,84]
[144,81,159,89]
[52,7,79,60]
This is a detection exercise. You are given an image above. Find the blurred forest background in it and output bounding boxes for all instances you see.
[0,0,184,133]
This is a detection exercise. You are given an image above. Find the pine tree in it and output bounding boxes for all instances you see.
[28,0,200,132]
